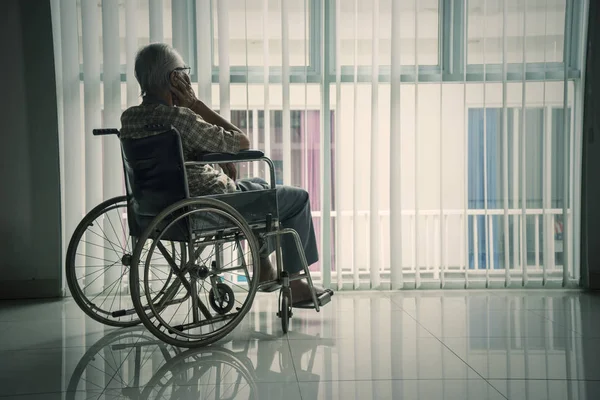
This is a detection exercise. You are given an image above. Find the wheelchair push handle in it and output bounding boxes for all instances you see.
[93,123,164,137]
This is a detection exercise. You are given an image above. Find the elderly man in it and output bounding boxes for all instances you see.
[120,43,330,305]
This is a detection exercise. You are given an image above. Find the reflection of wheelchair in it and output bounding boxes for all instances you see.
[67,326,334,400]
[142,332,335,400]
[65,125,331,347]
[66,327,255,400]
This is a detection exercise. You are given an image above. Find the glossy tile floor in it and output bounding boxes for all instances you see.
[1,290,599,399]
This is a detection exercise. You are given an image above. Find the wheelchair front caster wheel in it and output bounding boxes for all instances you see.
[209,283,235,315]
[279,290,292,333]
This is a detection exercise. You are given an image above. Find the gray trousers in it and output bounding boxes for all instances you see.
[236,178,319,274]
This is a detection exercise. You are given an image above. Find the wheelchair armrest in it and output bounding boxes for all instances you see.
[197,150,265,163]
[93,128,120,136]
[188,150,277,189]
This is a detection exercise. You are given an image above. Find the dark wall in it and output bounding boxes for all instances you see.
[581,0,600,290]
[0,0,62,298]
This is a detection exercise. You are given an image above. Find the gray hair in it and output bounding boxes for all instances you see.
[134,43,185,97]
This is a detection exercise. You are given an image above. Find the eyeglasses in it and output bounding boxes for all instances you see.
[173,66,191,76]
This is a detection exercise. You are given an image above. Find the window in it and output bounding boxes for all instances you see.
[211,0,318,74]
[466,0,569,79]
[334,0,440,67]
[57,0,587,289]
[467,106,569,270]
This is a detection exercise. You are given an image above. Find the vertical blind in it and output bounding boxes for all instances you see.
[51,0,588,293]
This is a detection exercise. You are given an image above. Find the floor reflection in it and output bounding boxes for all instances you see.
[66,325,334,399]
[1,290,600,399]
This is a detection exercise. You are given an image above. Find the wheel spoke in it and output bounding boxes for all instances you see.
[81,260,120,293]
[66,198,139,327]
[129,200,262,346]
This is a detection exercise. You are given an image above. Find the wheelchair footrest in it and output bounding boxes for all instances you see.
[258,282,281,293]
[317,290,332,307]
[292,289,333,309]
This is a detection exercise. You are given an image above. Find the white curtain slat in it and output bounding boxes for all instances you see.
[502,0,510,286]
[102,0,123,288]
[303,0,309,190]
[535,215,540,269]
[50,0,66,291]
[544,105,554,281]
[414,0,420,288]
[320,0,332,288]
[520,2,528,286]
[252,109,259,176]
[439,20,445,288]
[262,0,271,168]
[172,0,188,62]
[570,116,577,280]
[542,2,550,285]
[149,0,163,43]
[352,0,360,289]
[196,0,212,103]
[369,0,380,289]
[489,215,495,271]
[334,0,343,290]
[217,0,231,120]
[102,0,123,198]
[475,0,491,287]
[512,113,520,276]
[301,5,310,285]
[473,217,479,271]
[244,0,251,179]
[281,0,292,186]
[482,0,490,288]
[82,0,103,295]
[562,0,572,286]
[59,0,83,262]
[463,0,469,287]
[125,0,138,108]
[389,0,402,290]
[82,0,102,212]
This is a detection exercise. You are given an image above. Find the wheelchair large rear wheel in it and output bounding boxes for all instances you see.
[130,197,261,347]
[66,196,180,327]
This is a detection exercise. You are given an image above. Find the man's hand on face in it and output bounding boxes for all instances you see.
[170,71,198,108]
[221,163,237,181]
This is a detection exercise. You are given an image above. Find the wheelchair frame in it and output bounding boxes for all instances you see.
[66,126,331,347]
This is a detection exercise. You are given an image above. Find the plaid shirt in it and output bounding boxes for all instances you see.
[120,99,242,196]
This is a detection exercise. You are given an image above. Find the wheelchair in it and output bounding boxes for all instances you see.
[65,125,331,347]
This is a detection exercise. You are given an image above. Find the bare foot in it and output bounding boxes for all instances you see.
[258,257,277,283]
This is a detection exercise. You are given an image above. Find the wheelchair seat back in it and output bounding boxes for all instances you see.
[120,127,191,242]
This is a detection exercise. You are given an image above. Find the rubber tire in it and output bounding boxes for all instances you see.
[280,292,291,334]
[129,197,261,348]
[208,283,235,315]
[66,196,141,327]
